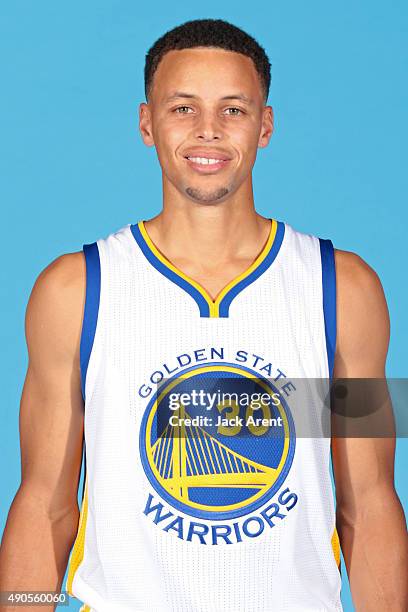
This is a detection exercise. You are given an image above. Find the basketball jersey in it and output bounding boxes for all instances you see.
[66,218,343,612]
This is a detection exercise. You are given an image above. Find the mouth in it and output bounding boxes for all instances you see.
[183,152,232,174]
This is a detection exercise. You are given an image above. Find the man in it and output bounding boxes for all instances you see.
[0,18,407,612]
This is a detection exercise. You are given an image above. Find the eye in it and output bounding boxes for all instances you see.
[174,106,194,114]
[224,107,244,116]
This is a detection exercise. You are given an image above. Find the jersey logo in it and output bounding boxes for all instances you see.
[140,362,296,521]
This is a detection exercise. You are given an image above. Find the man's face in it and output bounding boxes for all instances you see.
[139,47,273,205]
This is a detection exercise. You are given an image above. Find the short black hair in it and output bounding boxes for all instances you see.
[144,19,271,102]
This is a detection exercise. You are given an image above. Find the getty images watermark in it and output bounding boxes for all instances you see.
[151,376,408,438]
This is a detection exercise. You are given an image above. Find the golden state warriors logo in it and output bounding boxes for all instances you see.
[140,362,296,521]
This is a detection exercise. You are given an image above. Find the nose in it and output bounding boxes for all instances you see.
[195,110,222,141]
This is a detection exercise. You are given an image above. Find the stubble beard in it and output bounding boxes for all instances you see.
[185,186,229,204]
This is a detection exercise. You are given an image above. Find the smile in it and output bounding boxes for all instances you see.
[187,157,225,165]
[184,155,231,173]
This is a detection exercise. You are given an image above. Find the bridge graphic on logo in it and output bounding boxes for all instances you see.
[151,403,280,502]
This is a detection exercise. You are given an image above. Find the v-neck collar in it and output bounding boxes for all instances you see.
[130,218,285,318]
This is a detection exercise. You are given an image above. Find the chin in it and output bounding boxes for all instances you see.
[185,186,230,204]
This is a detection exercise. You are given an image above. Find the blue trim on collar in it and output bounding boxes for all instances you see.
[218,222,285,317]
[130,220,285,318]
[131,223,210,316]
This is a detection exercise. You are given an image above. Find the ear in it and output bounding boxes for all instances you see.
[139,102,155,147]
[258,106,274,148]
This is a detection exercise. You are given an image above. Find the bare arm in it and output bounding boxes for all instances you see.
[332,250,408,611]
[0,252,85,610]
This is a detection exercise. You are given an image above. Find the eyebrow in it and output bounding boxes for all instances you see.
[164,92,254,105]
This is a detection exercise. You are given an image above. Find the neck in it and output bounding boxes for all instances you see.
[143,177,271,270]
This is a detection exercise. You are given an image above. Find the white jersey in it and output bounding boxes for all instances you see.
[66,218,343,612]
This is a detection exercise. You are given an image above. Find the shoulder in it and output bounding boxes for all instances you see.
[334,248,388,314]
[26,252,86,360]
[29,251,85,310]
[334,248,382,289]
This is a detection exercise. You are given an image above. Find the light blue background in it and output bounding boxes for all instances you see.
[1,2,406,611]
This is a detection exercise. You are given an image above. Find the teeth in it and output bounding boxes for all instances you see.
[188,157,223,165]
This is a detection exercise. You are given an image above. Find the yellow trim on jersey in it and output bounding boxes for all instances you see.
[331,526,341,567]
[79,606,91,612]
[138,219,278,317]
[66,475,89,595]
